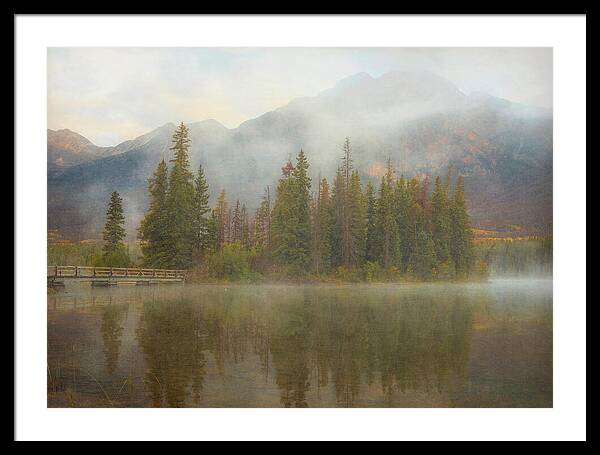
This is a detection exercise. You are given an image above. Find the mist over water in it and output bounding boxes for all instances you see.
[48,280,552,408]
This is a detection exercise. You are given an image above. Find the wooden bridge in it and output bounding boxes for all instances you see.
[48,266,187,286]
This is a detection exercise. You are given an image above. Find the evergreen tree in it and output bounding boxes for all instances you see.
[191,164,211,259]
[271,150,312,271]
[138,160,169,267]
[164,122,195,269]
[254,187,272,250]
[240,203,250,249]
[214,190,228,250]
[312,177,332,274]
[102,191,129,266]
[375,161,400,268]
[348,169,366,266]
[341,138,353,267]
[403,177,423,271]
[231,200,242,243]
[408,230,437,280]
[330,167,345,268]
[205,210,218,255]
[450,176,474,277]
[431,175,454,278]
[226,208,232,243]
[431,176,452,265]
[364,180,379,263]
[395,175,412,270]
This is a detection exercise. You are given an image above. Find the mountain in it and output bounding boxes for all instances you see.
[48,70,552,240]
[47,128,121,175]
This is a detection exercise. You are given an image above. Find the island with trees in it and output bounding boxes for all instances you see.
[51,122,552,283]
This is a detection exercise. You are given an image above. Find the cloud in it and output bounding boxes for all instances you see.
[48,47,552,146]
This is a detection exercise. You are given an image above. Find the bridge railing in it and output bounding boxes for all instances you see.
[48,266,187,279]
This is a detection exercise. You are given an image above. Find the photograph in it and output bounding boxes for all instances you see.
[46,46,553,408]
[14,14,586,441]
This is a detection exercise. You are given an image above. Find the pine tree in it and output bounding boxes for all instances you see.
[341,137,353,267]
[226,207,232,243]
[450,176,474,277]
[330,167,345,268]
[364,181,379,263]
[240,203,250,249]
[214,190,228,250]
[102,191,129,266]
[271,159,296,266]
[138,160,169,267]
[205,210,218,255]
[312,177,332,274]
[191,164,211,259]
[403,177,422,272]
[395,175,412,270]
[348,169,366,266]
[375,161,400,268]
[408,230,437,280]
[231,200,242,244]
[431,175,453,277]
[271,150,312,272]
[164,122,195,269]
[254,187,272,250]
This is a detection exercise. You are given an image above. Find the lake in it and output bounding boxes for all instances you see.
[47,280,552,407]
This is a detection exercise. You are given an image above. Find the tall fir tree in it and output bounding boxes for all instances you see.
[312,177,332,274]
[191,164,211,259]
[341,137,353,267]
[138,160,169,267]
[102,191,129,266]
[271,150,312,271]
[348,169,366,266]
[449,176,474,277]
[254,187,272,250]
[431,175,453,277]
[240,203,250,249]
[164,122,195,269]
[231,200,242,244]
[375,161,400,268]
[364,180,379,263]
[330,167,345,267]
[395,175,412,271]
[214,190,228,250]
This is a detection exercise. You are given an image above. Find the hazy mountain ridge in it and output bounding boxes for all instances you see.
[48,70,552,240]
[47,128,114,174]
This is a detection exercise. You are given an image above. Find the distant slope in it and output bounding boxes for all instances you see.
[48,128,121,175]
[48,70,552,240]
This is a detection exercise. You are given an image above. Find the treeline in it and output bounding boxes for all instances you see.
[129,123,480,282]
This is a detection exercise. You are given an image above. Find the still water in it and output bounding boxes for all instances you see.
[47,281,552,408]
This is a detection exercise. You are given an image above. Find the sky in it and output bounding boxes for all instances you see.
[48,47,552,146]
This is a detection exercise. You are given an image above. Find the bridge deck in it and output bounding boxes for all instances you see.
[48,266,187,283]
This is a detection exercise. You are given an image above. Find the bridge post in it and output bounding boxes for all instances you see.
[110,267,113,277]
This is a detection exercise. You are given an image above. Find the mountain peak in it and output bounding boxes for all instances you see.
[318,72,373,97]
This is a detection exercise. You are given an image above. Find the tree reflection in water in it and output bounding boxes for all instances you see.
[49,283,551,407]
[100,303,128,375]
[131,286,476,407]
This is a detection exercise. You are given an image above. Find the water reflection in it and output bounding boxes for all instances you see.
[47,282,552,407]
[101,303,128,375]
